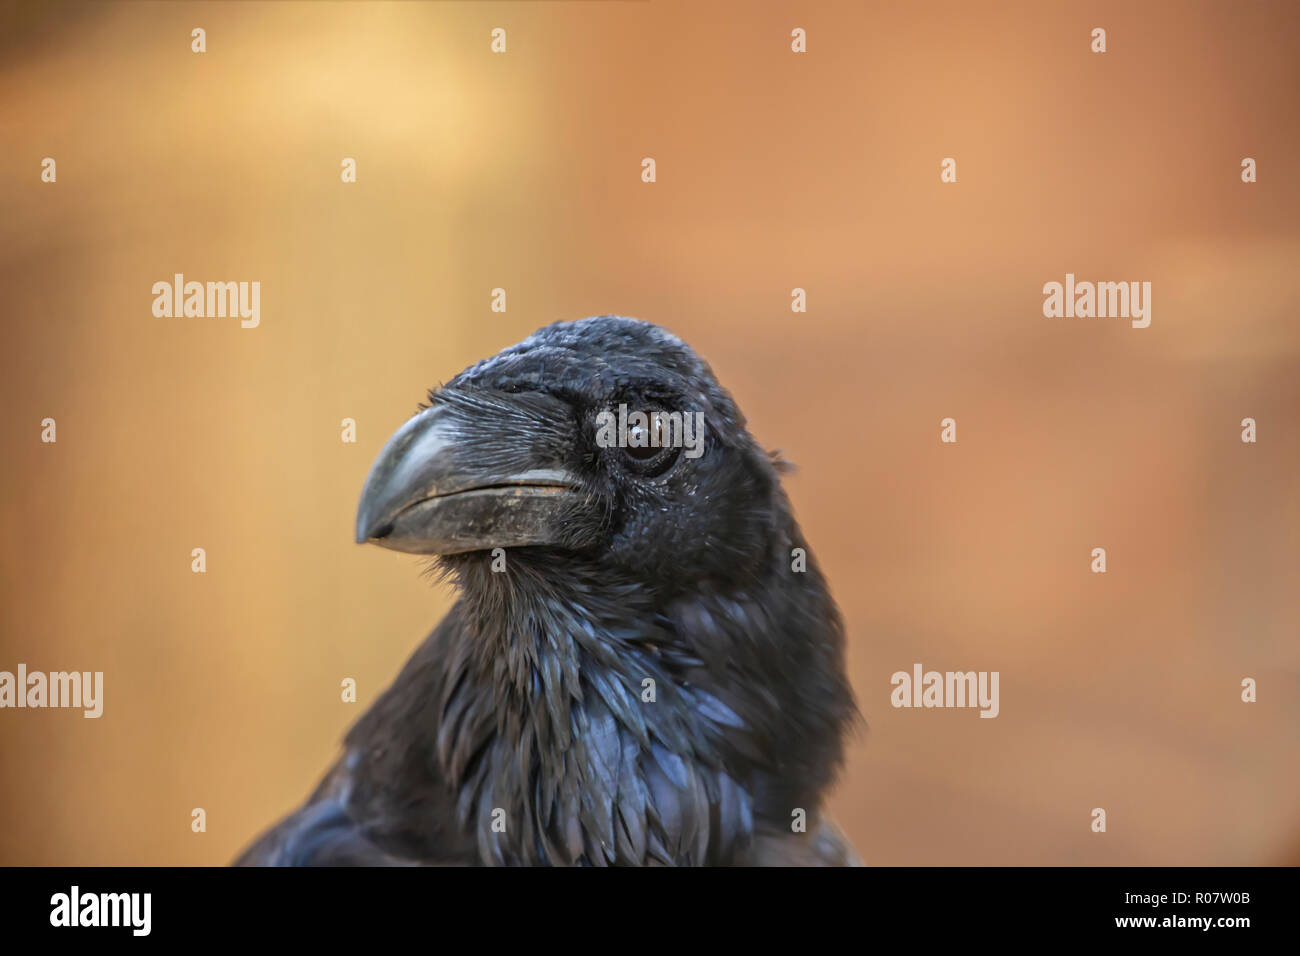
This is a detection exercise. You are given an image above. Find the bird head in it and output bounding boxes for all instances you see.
[355,315,784,594]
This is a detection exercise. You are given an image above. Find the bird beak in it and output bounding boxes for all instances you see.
[355,398,588,555]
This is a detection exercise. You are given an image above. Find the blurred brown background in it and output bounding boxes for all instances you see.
[1,0,1297,866]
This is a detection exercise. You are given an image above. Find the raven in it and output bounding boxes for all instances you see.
[236,316,859,866]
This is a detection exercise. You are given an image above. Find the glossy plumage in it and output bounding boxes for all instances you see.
[236,316,859,866]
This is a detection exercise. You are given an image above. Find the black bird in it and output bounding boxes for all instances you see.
[236,316,859,866]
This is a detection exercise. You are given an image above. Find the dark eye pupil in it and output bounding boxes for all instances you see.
[625,425,661,460]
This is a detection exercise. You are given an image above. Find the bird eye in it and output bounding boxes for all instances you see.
[624,421,662,460]
[625,443,661,461]
[621,415,680,475]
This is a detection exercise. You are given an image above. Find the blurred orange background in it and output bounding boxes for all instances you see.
[1,0,1297,865]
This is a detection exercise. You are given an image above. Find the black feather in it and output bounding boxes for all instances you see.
[234,316,858,867]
